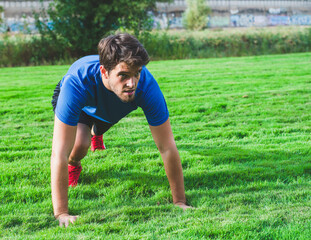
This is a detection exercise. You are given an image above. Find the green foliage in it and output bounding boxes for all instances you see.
[35,0,168,56]
[183,0,211,30]
[0,53,311,238]
[1,27,310,67]
[0,34,74,67]
[140,27,311,60]
[0,6,3,24]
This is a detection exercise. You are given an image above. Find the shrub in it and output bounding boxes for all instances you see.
[0,34,74,67]
[1,27,310,67]
[182,0,211,30]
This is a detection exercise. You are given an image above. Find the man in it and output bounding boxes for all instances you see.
[51,33,190,227]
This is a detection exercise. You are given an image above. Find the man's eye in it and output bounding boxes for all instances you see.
[120,74,128,79]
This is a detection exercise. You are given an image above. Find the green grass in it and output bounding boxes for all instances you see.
[0,52,311,239]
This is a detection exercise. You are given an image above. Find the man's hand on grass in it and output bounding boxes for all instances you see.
[56,213,79,227]
[174,202,193,211]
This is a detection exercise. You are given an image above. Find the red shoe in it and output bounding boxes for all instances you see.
[68,165,82,187]
[91,135,106,152]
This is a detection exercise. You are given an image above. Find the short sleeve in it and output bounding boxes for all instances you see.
[55,75,87,126]
[138,70,169,126]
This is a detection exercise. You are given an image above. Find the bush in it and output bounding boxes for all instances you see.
[139,28,311,60]
[0,34,74,67]
[1,27,311,67]
[182,0,211,30]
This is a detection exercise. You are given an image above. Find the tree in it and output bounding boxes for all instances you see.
[36,0,170,56]
[183,0,211,30]
[0,6,4,24]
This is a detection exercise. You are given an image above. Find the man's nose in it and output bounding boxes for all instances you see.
[126,77,135,88]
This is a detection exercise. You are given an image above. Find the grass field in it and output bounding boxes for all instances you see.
[0,52,310,239]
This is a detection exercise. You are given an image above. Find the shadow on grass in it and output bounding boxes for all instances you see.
[3,146,309,230]
[182,145,310,186]
[80,145,311,200]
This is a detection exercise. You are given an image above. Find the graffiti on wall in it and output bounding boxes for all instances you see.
[153,14,311,29]
[153,14,183,29]
[230,15,256,27]
[227,14,311,28]
[2,14,311,32]
[169,17,183,29]
[1,17,37,33]
[253,16,267,26]
[208,16,230,27]
[153,14,169,29]
[239,15,254,27]
[268,16,290,25]
[291,15,311,25]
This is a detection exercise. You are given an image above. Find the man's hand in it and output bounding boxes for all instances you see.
[149,119,189,210]
[56,213,79,227]
[175,202,193,211]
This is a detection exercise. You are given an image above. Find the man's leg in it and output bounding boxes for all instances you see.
[68,123,91,186]
[91,121,112,152]
[51,82,93,186]
[68,123,91,166]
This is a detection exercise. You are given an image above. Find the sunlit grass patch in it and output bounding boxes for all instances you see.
[0,52,310,239]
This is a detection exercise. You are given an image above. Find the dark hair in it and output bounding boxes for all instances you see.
[98,33,150,72]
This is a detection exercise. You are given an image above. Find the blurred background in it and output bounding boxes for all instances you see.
[0,0,310,32]
[0,0,310,67]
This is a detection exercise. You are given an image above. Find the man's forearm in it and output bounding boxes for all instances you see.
[51,155,69,217]
[161,147,186,204]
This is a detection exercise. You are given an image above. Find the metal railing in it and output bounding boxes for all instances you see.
[156,0,311,10]
[2,0,311,9]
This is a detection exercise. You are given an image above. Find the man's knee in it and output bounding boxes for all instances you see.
[70,122,92,161]
[70,141,90,161]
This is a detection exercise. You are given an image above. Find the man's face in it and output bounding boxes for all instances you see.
[100,62,142,103]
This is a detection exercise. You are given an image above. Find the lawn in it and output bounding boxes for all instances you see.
[0,52,310,239]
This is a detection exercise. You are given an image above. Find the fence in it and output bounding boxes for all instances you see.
[1,0,311,31]
[155,0,311,28]
[156,0,311,10]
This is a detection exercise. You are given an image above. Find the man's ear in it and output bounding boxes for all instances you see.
[100,65,109,79]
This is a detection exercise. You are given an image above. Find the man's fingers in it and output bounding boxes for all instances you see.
[175,203,193,211]
[182,205,193,210]
[57,215,79,228]
[182,205,193,209]
[70,215,78,224]
[59,219,66,227]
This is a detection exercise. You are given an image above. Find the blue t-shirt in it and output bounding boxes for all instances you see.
[55,55,169,127]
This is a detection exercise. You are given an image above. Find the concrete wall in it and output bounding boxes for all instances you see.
[1,0,311,32]
[155,0,311,28]
[152,14,311,29]
[156,0,311,11]
[0,0,52,32]
[0,1,52,17]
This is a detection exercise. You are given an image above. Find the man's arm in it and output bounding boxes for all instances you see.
[51,116,78,227]
[149,118,191,210]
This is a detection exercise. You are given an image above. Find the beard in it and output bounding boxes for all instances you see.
[118,92,135,103]
[109,83,136,103]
